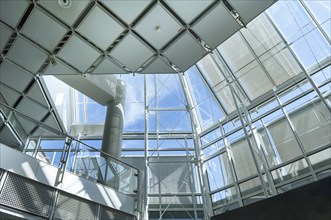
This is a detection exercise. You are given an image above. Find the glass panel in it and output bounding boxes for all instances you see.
[72,141,137,194]
[261,48,302,85]
[25,139,38,156]
[304,0,331,39]
[214,84,238,113]
[320,83,331,96]
[258,126,284,167]
[239,177,263,197]
[250,99,278,120]
[268,1,316,44]
[291,29,331,69]
[75,91,84,123]
[197,54,225,87]
[308,148,331,171]
[279,81,311,104]
[43,76,71,130]
[214,202,240,215]
[222,118,241,134]
[36,139,65,167]
[72,142,103,180]
[200,128,221,146]
[211,186,238,206]
[236,62,273,99]
[117,74,145,132]
[284,91,318,114]
[262,109,283,125]
[160,196,194,209]
[268,1,331,69]
[276,176,315,194]
[230,139,257,180]
[243,193,265,206]
[149,110,192,132]
[122,139,145,149]
[148,74,187,109]
[289,102,331,153]
[149,159,193,194]
[122,151,144,157]
[203,140,224,158]
[240,14,282,57]
[227,129,245,144]
[149,139,189,151]
[311,65,331,86]
[206,153,233,191]
[186,66,224,128]
[218,33,255,73]
[266,119,303,163]
[271,158,310,185]
[85,97,106,123]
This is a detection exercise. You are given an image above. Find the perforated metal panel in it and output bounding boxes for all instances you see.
[0,173,55,217]
[54,192,97,220]
[0,169,4,181]
[100,206,135,220]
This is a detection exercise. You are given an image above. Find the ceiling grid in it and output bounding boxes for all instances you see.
[0,0,277,141]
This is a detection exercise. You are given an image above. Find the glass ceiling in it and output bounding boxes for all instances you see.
[0,1,330,219]
[39,0,330,218]
[44,0,330,135]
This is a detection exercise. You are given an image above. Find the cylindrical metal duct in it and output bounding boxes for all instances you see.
[101,79,126,159]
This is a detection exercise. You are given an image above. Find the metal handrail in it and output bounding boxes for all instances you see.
[0,102,139,171]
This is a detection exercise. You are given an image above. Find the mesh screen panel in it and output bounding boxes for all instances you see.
[0,173,55,217]
[54,192,97,220]
[100,206,135,220]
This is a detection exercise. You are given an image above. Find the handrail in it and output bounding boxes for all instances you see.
[0,102,139,171]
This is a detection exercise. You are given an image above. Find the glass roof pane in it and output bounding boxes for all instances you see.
[147,74,187,109]
[212,84,234,113]
[206,154,233,192]
[148,110,192,133]
[74,91,85,124]
[201,128,222,146]
[73,91,106,124]
[241,14,282,57]
[240,13,302,86]
[267,1,331,70]
[267,1,316,44]
[197,54,225,87]
[42,76,70,131]
[304,1,331,26]
[236,63,273,99]
[85,97,106,123]
[218,33,255,73]
[262,48,302,85]
[291,29,331,69]
[321,20,331,40]
[185,66,224,128]
[117,74,145,132]
[311,65,331,86]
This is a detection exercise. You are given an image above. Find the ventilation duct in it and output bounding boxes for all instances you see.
[101,79,126,159]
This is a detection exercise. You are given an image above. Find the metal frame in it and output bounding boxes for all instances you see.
[1,1,331,219]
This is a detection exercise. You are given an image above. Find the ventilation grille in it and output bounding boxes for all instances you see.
[0,173,55,217]
[100,206,135,220]
[54,192,97,220]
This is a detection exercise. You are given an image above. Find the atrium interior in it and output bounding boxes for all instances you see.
[0,0,330,219]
